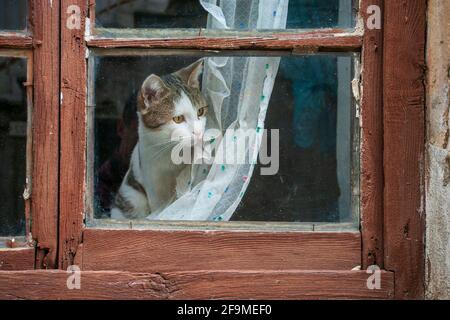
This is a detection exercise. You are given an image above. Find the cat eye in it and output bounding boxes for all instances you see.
[173,115,185,124]
[197,106,208,117]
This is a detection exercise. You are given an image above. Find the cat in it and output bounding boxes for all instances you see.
[110,59,208,220]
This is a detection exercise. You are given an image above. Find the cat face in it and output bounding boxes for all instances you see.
[137,59,208,147]
[167,90,208,146]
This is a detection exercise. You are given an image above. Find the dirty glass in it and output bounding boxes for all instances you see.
[88,52,358,225]
[0,57,27,236]
[94,0,355,30]
[0,0,28,31]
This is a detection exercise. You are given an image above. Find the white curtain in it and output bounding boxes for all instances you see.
[148,0,289,221]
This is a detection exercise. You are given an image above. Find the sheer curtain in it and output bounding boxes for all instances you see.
[148,0,289,221]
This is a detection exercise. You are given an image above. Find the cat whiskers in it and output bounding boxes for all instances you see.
[147,140,177,148]
[148,143,177,160]
[140,133,191,147]
[143,135,195,161]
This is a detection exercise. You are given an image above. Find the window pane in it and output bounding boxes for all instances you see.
[95,0,355,30]
[0,57,27,236]
[88,52,359,225]
[0,0,28,31]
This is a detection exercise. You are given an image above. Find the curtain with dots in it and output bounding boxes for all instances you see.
[148,0,289,220]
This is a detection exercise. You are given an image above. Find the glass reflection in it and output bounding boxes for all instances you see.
[95,0,355,30]
[0,0,27,31]
[90,53,357,223]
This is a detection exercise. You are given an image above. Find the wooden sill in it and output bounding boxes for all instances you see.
[0,269,394,300]
[79,229,362,272]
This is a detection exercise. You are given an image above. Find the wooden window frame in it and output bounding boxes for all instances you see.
[62,0,365,272]
[0,0,426,300]
[59,0,425,299]
[0,1,60,270]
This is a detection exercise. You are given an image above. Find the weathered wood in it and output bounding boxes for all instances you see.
[30,0,60,269]
[59,1,366,275]
[0,34,33,49]
[59,0,88,269]
[55,2,428,302]
[0,249,35,270]
[87,32,362,51]
[360,0,384,268]
[0,270,394,300]
[82,229,361,272]
[383,0,426,299]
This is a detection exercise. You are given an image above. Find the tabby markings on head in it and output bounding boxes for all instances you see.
[137,60,207,130]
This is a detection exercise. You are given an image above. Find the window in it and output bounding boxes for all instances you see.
[0,1,59,270]
[0,55,28,238]
[0,0,27,31]
[0,2,30,243]
[84,1,360,227]
[63,0,375,290]
[93,0,356,29]
[0,0,31,255]
[59,0,427,299]
[88,52,359,225]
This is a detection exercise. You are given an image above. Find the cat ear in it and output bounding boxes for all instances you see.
[174,59,204,89]
[140,74,168,111]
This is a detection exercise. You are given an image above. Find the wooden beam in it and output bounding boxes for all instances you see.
[0,249,35,270]
[360,0,384,268]
[81,229,361,272]
[383,0,426,299]
[0,270,394,300]
[30,0,60,269]
[87,30,362,51]
[59,0,87,269]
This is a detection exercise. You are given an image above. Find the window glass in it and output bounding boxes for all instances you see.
[88,52,359,224]
[0,0,28,31]
[94,0,355,30]
[0,57,27,236]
